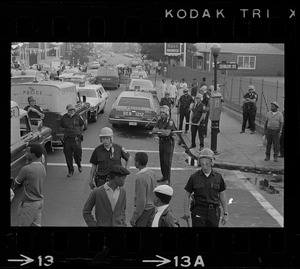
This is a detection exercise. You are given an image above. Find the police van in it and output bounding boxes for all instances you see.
[11,101,52,179]
[11,81,90,145]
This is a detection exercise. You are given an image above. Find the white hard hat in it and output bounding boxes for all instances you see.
[198,148,214,159]
[99,127,113,137]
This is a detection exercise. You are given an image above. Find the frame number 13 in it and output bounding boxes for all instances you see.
[38,255,54,267]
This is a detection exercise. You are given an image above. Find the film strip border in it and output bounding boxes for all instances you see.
[2,3,296,41]
[2,229,298,267]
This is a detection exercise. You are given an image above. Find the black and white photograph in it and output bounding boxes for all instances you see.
[10,42,284,228]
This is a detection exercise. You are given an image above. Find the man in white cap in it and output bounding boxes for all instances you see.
[240,85,258,134]
[151,185,180,227]
[60,104,84,177]
[263,101,284,162]
[152,106,176,185]
[183,148,228,227]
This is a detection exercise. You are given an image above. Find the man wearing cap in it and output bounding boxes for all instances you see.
[189,94,207,150]
[83,165,130,227]
[177,87,194,134]
[152,106,176,185]
[12,143,46,226]
[241,85,258,134]
[60,104,85,177]
[160,91,174,117]
[130,152,157,227]
[24,96,44,125]
[183,148,228,227]
[263,101,284,162]
[89,127,131,189]
[151,185,180,227]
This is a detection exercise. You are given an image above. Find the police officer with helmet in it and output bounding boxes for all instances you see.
[178,88,194,134]
[60,104,84,177]
[24,96,44,125]
[182,148,228,227]
[88,127,131,189]
[152,105,176,185]
[241,85,258,134]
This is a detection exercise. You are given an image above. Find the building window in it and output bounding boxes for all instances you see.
[196,58,203,70]
[237,56,256,69]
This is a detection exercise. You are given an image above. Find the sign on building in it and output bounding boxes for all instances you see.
[216,61,238,70]
[164,43,181,56]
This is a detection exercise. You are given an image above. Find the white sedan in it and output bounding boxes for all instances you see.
[77,84,109,123]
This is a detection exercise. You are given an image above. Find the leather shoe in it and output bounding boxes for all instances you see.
[240,131,245,133]
[250,131,255,134]
[264,157,270,161]
[67,171,74,177]
[157,178,165,183]
[78,166,82,172]
[189,145,196,149]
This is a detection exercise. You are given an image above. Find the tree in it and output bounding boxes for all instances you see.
[139,43,166,62]
[70,43,94,65]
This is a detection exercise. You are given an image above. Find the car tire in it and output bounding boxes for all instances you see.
[100,104,105,114]
[112,124,118,128]
[91,112,98,123]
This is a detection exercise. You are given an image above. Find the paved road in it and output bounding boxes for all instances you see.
[10,53,284,227]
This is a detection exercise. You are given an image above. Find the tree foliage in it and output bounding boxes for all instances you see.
[70,43,94,65]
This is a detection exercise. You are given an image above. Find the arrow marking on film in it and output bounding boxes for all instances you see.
[8,254,34,266]
[143,255,171,267]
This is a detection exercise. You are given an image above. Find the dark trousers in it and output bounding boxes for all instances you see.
[280,127,284,156]
[204,111,209,136]
[63,136,82,173]
[191,205,221,227]
[179,107,190,132]
[159,139,174,182]
[265,129,280,158]
[135,208,156,227]
[242,108,256,132]
[191,124,205,148]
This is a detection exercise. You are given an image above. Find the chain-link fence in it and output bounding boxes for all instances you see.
[167,65,285,126]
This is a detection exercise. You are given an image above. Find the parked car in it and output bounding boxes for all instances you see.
[11,69,44,84]
[95,66,120,90]
[58,68,80,80]
[130,70,148,79]
[86,69,98,78]
[108,91,160,128]
[127,78,157,95]
[77,84,109,122]
[131,59,139,67]
[62,74,89,85]
[73,72,96,84]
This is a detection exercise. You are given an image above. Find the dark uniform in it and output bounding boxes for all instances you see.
[241,91,258,133]
[60,113,84,175]
[190,80,199,97]
[160,97,173,116]
[190,102,205,149]
[184,169,226,227]
[89,144,130,187]
[178,93,194,132]
[202,92,211,136]
[154,117,176,183]
[24,104,44,125]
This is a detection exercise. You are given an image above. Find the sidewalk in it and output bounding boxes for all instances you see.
[147,72,284,175]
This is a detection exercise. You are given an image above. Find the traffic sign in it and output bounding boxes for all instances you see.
[217,61,238,70]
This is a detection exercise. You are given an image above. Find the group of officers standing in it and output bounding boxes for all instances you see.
[12,91,229,227]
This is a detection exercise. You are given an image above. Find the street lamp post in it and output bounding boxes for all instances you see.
[210,43,221,154]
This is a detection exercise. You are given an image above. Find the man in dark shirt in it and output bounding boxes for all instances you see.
[241,85,258,134]
[24,96,44,125]
[183,148,228,227]
[178,88,194,134]
[152,106,176,185]
[89,127,131,189]
[160,92,173,117]
[202,88,211,137]
[190,78,199,98]
[190,94,206,150]
[60,104,84,177]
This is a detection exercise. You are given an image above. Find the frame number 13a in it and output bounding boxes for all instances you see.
[174,256,205,267]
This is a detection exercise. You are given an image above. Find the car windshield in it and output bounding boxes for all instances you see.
[11,77,36,83]
[118,97,151,108]
[78,89,97,98]
[130,80,153,89]
[63,77,84,84]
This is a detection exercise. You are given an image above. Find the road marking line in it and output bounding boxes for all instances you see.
[233,170,284,227]
[47,163,197,171]
[52,147,186,155]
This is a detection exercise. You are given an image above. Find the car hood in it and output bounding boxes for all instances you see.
[85,97,99,107]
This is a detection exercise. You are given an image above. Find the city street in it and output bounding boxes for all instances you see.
[10,52,283,227]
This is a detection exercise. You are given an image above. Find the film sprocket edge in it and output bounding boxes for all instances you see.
[4,1,299,268]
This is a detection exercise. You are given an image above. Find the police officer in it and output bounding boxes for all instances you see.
[60,104,84,177]
[89,127,131,189]
[152,106,176,185]
[241,85,258,134]
[178,88,194,134]
[24,96,44,125]
[182,148,228,227]
[190,94,206,150]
